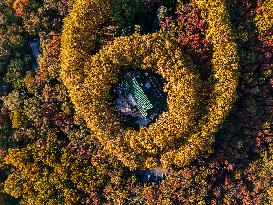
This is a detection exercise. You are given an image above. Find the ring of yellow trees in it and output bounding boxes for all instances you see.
[60,0,239,169]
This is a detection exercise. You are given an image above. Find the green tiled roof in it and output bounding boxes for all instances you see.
[131,78,153,118]
[115,70,167,126]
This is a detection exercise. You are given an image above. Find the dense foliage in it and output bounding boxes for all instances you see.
[0,0,272,204]
[60,0,239,169]
[81,33,201,169]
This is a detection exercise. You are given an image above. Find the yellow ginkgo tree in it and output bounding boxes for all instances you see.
[60,0,239,169]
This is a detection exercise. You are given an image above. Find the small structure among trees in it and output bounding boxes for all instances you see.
[115,70,167,126]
